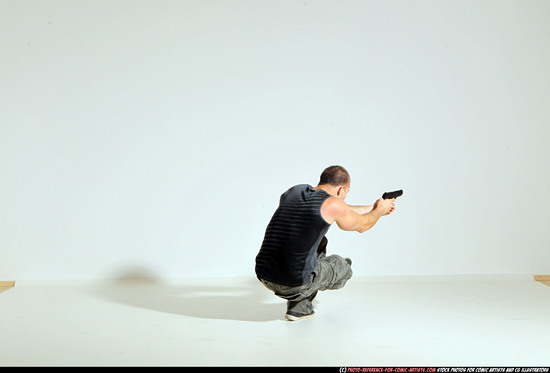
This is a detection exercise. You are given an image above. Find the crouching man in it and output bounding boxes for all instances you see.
[255,165,396,321]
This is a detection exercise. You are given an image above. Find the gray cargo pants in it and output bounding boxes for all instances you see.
[258,237,353,316]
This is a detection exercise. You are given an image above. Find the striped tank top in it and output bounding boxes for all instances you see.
[255,184,332,286]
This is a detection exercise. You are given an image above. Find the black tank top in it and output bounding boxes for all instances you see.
[255,184,332,286]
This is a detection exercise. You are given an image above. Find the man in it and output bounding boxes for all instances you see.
[255,165,396,321]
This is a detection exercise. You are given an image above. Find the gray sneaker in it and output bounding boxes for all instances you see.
[285,310,315,321]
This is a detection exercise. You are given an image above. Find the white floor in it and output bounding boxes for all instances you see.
[1,275,549,367]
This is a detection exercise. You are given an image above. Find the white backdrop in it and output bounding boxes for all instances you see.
[2,0,549,280]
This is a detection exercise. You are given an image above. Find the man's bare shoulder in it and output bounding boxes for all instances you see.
[320,197,349,224]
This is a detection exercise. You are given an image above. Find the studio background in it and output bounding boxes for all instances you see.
[2,0,549,280]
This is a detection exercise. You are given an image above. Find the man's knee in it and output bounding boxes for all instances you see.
[322,254,353,289]
[333,264,352,289]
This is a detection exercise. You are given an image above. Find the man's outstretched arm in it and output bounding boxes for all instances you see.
[321,197,395,233]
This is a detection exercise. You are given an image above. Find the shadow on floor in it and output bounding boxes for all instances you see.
[94,267,286,322]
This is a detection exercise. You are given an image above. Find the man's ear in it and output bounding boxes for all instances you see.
[336,186,345,197]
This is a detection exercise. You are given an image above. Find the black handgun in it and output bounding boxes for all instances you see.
[382,190,403,199]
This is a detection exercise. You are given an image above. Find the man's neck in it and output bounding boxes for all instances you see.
[313,184,337,197]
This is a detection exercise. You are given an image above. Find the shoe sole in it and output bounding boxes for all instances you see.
[285,313,315,321]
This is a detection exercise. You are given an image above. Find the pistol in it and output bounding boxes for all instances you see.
[382,190,403,199]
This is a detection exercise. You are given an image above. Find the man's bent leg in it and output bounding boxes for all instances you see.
[257,251,352,321]
[312,254,353,291]
[284,255,352,320]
